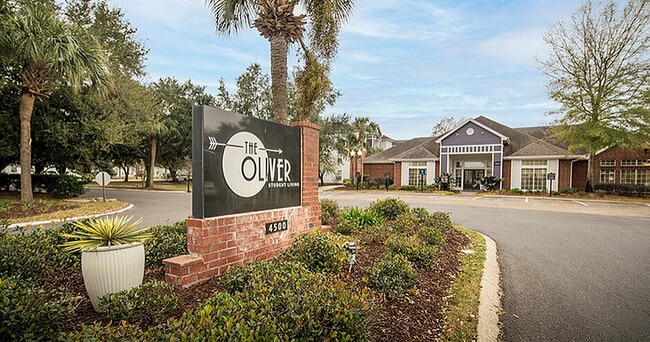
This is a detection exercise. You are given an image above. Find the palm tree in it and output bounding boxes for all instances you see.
[351,116,379,180]
[0,2,111,202]
[205,0,354,124]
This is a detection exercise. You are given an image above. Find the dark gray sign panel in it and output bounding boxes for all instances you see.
[192,106,302,218]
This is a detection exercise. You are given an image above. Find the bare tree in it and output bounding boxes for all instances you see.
[431,116,469,137]
[539,0,649,190]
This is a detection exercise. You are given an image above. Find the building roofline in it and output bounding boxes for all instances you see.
[435,118,510,144]
[504,155,588,160]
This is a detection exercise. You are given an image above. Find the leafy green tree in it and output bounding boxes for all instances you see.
[317,113,353,185]
[148,78,216,186]
[206,0,354,124]
[293,40,340,122]
[61,0,149,175]
[0,1,111,202]
[0,82,20,172]
[540,0,649,190]
[216,63,274,120]
[351,116,379,179]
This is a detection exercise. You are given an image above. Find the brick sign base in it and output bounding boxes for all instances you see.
[163,121,322,287]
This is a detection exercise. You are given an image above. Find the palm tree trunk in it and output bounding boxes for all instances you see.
[146,134,157,188]
[19,92,35,203]
[270,35,288,124]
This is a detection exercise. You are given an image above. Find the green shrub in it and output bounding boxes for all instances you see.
[399,185,417,191]
[509,188,523,194]
[0,277,75,341]
[389,211,420,236]
[418,225,445,247]
[410,207,430,223]
[53,175,86,199]
[385,235,437,269]
[342,178,353,187]
[426,211,453,231]
[341,206,384,229]
[171,261,373,341]
[61,321,144,342]
[594,189,606,197]
[366,253,418,299]
[0,225,80,284]
[358,223,389,244]
[320,199,340,226]
[335,217,359,235]
[559,187,576,194]
[368,198,410,220]
[98,280,180,327]
[144,221,188,269]
[282,233,347,274]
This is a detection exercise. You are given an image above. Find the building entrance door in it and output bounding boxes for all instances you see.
[463,169,485,190]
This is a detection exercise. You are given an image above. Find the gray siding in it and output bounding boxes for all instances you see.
[442,122,501,146]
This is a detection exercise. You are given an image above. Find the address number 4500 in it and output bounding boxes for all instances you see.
[265,220,288,234]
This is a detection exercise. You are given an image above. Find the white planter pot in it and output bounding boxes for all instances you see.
[81,242,145,311]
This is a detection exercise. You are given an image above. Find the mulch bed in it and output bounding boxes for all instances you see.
[0,193,80,221]
[53,228,470,341]
[6,192,472,339]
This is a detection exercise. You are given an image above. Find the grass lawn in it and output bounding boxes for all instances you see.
[86,179,192,192]
[442,227,487,341]
[0,194,129,225]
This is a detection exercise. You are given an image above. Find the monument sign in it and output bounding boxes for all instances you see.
[192,106,302,218]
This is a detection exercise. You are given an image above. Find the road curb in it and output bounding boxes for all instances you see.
[7,203,135,230]
[477,233,502,342]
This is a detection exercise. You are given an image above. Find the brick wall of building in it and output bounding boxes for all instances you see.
[502,160,511,190]
[594,146,649,185]
[394,162,402,188]
[558,160,573,190]
[364,163,395,182]
[164,122,322,287]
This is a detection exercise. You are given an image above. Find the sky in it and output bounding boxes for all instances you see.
[103,0,615,140]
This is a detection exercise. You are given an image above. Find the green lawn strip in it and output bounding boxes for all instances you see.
[87,181,191,192]
[441,227,486,341]
[7,200,130,225]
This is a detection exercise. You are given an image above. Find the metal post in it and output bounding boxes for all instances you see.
[102,173,107,202]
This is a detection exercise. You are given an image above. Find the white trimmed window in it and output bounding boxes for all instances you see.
[520,160,547,191]
[600,169,615,183]
[622,160,643,166]
[408,161,427,186]
[600,160,615,167]
[621,169,648,184]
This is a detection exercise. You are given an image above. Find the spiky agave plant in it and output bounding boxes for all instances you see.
[61,216,152,252]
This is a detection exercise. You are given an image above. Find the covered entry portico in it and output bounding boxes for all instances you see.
[436,120,507,190]
[451,156,493,190]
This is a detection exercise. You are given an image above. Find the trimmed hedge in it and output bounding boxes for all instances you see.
[0,224,80,284]
[0,174,85,199]
[594,183,649,195]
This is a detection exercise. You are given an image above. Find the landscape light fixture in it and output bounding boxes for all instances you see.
[346,241,357,272]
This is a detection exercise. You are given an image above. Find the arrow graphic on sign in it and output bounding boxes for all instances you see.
[261,147,283,154]
[207,136,282,154]
[207,136,242,150]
